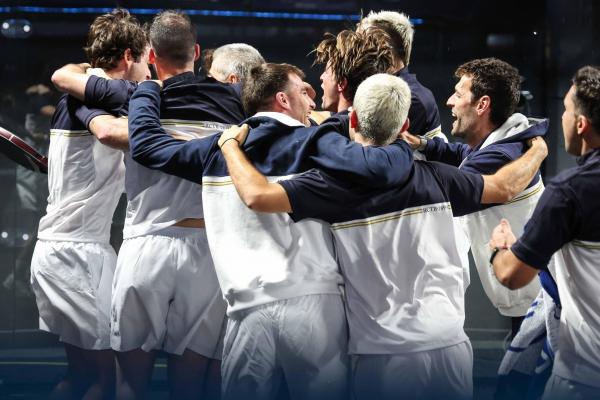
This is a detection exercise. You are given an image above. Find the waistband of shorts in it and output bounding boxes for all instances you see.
[36,237,112,246]
[128,225,205,240]
[225,281,342,316]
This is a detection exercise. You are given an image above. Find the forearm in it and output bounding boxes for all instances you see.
[51,63,90,99]
[89,116,129,151]
[220,141,291,212]
[492,249,539,289]
[481,144,546,203]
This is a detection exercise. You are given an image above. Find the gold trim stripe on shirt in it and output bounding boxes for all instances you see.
[572,240,600,250]
[507,181,543,204]
[50,129,92,137]
[331,203,452,231]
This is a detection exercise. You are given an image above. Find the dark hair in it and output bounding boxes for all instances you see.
[84,8,148,69]
[572,66,600,132]
[242,63,304,116]
[455,58,520,126]
[314,28,394,102]
[149,11,196,68]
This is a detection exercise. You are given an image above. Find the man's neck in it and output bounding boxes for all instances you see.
[337,97,352,113]
[581,132,600,155]
[467,121,498,149]
[155,60,194,81]
[105,67,127,80]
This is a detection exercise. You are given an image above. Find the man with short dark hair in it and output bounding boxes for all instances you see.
[212,72,548,400]
[32,8,149,400]
[491,65,600,400]
[52,10,245,399]
[403,57,546,334]
[127,62,415,400]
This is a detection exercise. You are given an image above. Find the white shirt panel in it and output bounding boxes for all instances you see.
[552,240,600,387]
[202,175,343,314]
[38,129,124,243]
[330,203,469,354]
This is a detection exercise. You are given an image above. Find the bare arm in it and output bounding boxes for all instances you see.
[88,115,129,150]
[51,63,92,100]
[218,124,292,213]
[481,136,547,203]
[489,219,539,289]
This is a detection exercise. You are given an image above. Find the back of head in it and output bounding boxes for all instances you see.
[149,10,196,68]
[455,57,520,126]
[359,10,414,66]
[211,43,265,83]
[353,73,411,145]
[85,8,148,69]
[242,63,304,116]
[314,28,395,102]
[572,65,600,133]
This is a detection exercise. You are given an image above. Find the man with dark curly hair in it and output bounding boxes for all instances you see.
[490,65,600,400]
[403,58,547,337]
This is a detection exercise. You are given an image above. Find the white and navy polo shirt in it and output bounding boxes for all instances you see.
[511,148,600,388]
[279,161,484,354]
[79,73,246,238]
[37,94,124,243]
[128,80,416,313]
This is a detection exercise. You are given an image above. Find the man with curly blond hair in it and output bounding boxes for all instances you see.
[358,11,446,154]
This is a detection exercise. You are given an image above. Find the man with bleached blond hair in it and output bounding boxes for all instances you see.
[215,72,548,400]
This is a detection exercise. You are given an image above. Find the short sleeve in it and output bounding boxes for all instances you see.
[279,169,341,223]
[85,75,136,116]
[511,186,580,271]
[74,104,110,130]
[428,161,484,217]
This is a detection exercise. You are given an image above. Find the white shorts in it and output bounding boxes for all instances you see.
[542,373,600,400]
[222,294,349,400]
[30,240,116,350]
[111,226,226,358]
[353,341,473,400]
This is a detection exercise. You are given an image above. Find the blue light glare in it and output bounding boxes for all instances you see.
[0,6,425,24]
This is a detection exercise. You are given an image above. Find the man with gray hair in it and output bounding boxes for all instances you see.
[358,11,446,152]
[216,73,548,400]
[209,43,264,84]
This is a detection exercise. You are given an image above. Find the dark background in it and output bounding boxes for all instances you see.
[0,0,598,395]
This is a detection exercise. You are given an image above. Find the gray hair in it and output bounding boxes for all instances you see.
[210,43,265,83]
[359,11,414,66]
[353,73,411,145]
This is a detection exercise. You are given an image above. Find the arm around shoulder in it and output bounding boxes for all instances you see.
[51,63,91,100]
[481,137,547,203]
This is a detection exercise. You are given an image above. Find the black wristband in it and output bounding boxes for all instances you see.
[489,246,508,265]
[219,137,240,149]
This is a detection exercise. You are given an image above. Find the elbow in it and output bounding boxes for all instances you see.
[51,70,68,92]
[495,267,525,290]
[496,270,517,289]
[498,186,518,204]
[242,192,263,211]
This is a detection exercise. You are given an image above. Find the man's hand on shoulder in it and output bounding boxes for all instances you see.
[218,124,249,150]
[400,131,424,150]
[526,136,548,158]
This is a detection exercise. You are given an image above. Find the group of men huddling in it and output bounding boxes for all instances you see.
[29,7,600,400]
